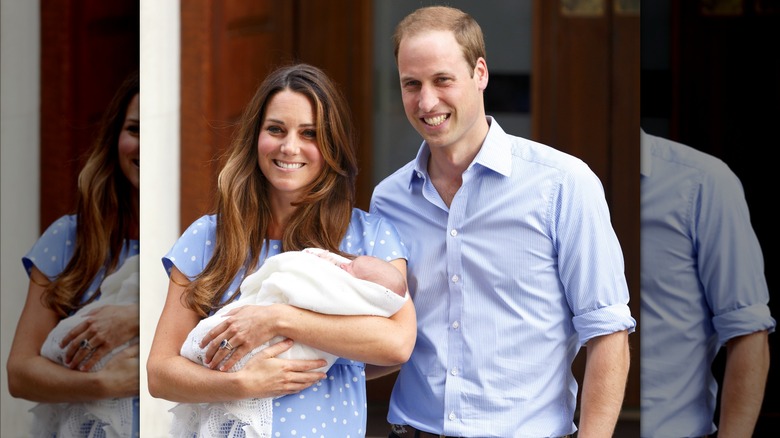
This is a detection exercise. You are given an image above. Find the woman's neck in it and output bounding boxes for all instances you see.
[267,219,284,240]
[267,196,296,240]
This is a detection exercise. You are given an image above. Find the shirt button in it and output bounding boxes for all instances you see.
[451,275,459,283]
[450,229,458,237]
[451,367,459,376]
[416,172,422,178]
[449,412,457,421]
[452,321,460,329]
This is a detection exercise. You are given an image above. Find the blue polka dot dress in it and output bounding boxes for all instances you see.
[22,214,140,438]
[163,209,408,437]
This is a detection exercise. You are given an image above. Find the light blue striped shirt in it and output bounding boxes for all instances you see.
[370,117,636,437]
[640,130,775,437]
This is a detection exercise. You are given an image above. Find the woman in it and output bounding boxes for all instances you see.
[6,71,140,437]
[147,63,416,437]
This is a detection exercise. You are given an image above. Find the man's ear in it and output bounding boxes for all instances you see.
[475,57,489,91]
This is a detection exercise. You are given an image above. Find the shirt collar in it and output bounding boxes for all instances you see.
[473,116,513,177]
[407,116,512,188]
[408,142,431,189]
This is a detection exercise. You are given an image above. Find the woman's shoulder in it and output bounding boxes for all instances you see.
[42,214,78,236]
[347,208,382,236]
[345,208,407,260]
[22,214,78,278]
[170,214,218,249]
[163,214,218,279]
[171,214,218,249]
[349,208,390,227]
[182,214,218,233]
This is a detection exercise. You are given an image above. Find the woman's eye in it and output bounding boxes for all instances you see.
[266,126,282,134]
[302,129,316,139]
[125,124,139,135]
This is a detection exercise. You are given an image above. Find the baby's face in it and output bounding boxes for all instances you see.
[342,256,380,281]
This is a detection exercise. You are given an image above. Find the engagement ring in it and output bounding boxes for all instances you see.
[79,339,95,351]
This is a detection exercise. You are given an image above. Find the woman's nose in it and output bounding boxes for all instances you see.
[280,138,299,155]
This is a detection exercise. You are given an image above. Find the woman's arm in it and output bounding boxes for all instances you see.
[6,267,139,402]
[204,258,417,371]
[146,267,328,403]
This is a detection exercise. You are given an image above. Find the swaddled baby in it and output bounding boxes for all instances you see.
[172,248,407,438]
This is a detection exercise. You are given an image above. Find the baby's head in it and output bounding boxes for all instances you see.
[342,256,407,298]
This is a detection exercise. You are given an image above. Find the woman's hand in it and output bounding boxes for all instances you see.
[96,343,140,398]
[200,304,283,371]
[236,339,327,398]
[61,303,140,371]
[148,271,327,402]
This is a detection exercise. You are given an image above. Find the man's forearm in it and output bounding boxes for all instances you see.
[718,330,770,438]
[578,330,630,438]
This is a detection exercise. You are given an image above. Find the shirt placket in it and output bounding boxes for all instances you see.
[441,171,470,434]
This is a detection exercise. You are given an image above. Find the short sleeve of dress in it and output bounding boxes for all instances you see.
[22,214,78,280]
[342,209,408,262]
[162,215,218,280]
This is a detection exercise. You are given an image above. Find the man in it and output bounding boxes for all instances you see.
[369,6,636,438]
[640,129,774,437]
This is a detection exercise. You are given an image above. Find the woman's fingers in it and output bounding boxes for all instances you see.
[99,343,140,397]
[200,305,281,369]
[199,318,230,349]
[80,339,139,371]
[238,344,328,398]
[271,358,328,396]
[217,337,293,372]
[62,304,139,368]
[60,319,90,348]
[259,338,294,358]
[204,331,241,369]
[65,332,102,369]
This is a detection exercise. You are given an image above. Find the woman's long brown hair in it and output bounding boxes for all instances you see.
[184,63,359,317]
[43,71,140,317]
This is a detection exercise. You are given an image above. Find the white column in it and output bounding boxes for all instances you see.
[139,0,181,435]
[0,0,41,435]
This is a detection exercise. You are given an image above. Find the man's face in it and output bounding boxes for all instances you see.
[397,30,488,151]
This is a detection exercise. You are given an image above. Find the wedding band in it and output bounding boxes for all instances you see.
[79,339,94,351]
[219,339,234,351]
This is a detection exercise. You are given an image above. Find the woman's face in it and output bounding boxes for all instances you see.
[257,89,324,204]
[118,93,140,190]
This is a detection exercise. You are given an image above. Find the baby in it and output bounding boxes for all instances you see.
[34,254,139,438]
[172,248,408,438]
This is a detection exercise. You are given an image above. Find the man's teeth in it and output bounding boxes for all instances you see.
[275,160,304,169]
[424,115,447,126]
